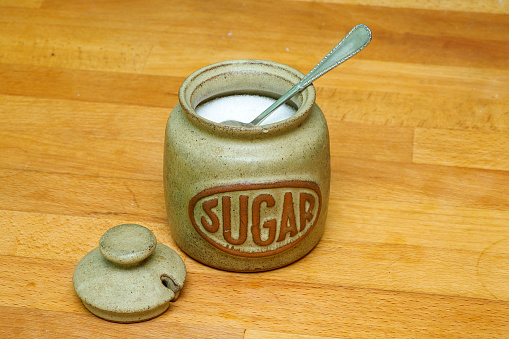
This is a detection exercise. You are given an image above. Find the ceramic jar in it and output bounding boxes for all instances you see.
[164,59,330,272]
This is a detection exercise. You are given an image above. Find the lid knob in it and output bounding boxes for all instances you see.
[99,224,157,266]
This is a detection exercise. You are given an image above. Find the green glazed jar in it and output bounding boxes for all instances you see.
[164,59,330,272]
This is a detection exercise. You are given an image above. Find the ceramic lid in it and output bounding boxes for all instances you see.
[73,224,186,323]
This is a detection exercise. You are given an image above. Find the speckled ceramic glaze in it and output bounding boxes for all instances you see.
[73,224,186,323]
[164,59,330,272]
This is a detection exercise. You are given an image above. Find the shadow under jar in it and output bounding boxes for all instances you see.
[164,59,330,272]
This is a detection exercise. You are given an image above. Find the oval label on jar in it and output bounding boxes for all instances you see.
[188,181,322,258]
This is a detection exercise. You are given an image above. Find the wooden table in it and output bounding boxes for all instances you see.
[1,0,508,337]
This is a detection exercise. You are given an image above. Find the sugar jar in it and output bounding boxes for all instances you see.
[164,59,330,272]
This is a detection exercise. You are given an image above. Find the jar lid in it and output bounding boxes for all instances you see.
[73,224,186,323]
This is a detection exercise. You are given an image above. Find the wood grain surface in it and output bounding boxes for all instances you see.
[1,0,508,337]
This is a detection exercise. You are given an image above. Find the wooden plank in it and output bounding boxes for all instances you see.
[0,0,42,8]
[0,306,244,339]
[141,3,509,74]
[321,87,508,132]
[288,0,509,15]
[42,0,509,31]
[1,1,505,72]
[0,23,153,73]
[245,330,336,339]
[0,171,166,223]
[330,122,413,162]
[314,60,508,100]
[0,95,167,181]
[0,63,181,107]
[0,256,79,312]
[0,95,169,142]
[24,0,499,74]
[187,237,509,302]
[4,207,509,302]
[2,256,508,338]
[414,128,509,171]
[156,271,509,338]
[327,199,509,253]
[144,27,509,77]
[1,155,508,223]
[0,210,181,262]
[332,157,509,210]
[0,131,163,181]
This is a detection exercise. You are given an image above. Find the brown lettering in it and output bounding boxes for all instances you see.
[222,195,248,245]
[201,198,219,233]
[277,192,298,242]
[190,181,322,258]
[252,194,276,246]
[299,192,315,231]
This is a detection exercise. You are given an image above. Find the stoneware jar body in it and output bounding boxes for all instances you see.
[164,59,330,272]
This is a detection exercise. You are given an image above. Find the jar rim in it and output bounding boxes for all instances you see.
[178,59,316,135]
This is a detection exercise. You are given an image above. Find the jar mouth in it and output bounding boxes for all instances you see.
[178,59,316,135]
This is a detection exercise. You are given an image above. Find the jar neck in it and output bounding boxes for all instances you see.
[178,59,316,137]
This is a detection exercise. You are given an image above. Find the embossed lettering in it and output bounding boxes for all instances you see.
[277,192,298,242]
[299,192,315,231]
[201,198,219,233]
[189,181,322,258]
[222,195,248,245]
[251,194,276,246]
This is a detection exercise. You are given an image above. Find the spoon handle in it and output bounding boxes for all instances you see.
[250,24,372,126]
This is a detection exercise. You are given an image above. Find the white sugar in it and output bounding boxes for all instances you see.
[195,94,296,125]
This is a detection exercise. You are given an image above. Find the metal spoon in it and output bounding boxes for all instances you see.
[221,24,372,127]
